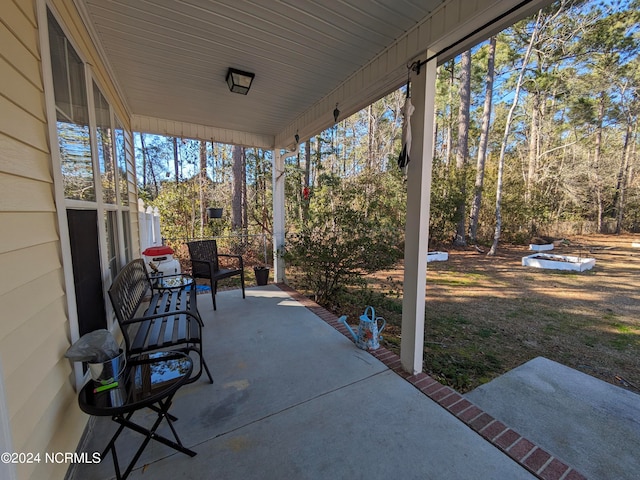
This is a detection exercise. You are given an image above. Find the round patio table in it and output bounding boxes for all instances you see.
[149,273,194,292]
[78,350,195,480]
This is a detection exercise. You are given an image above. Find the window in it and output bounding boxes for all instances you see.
[48,10,94,201]
[105,210,119,278]
[122,211,133,263]
[94,82,116,204]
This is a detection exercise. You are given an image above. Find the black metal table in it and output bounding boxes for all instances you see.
[78,351,196,480]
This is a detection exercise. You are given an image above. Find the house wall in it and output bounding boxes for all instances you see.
[0,1,136,478]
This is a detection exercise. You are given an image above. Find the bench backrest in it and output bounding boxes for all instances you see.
[187,240,220,276]
[108,259,149,326]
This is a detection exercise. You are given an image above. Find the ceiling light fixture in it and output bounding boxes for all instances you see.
[226,68,255,95]
[333,103,340,123]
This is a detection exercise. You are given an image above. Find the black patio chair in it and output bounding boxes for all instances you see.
[187,240,246,310]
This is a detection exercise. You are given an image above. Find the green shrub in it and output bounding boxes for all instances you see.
[284,174,401,303]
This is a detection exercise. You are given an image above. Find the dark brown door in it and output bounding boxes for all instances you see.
[67,209,107,336]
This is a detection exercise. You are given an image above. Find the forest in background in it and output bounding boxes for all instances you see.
[135,0,640,298]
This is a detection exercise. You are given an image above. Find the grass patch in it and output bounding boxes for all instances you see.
[425,348,503,391]
[583,336,598,348]
[603,312,618,322]
[438,314,470,326]
[609,336,631,351]
[612,322,633,334]
[428,272,488,286]
[477,328,496,338]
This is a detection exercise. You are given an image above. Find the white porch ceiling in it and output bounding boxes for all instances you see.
[77,0,552,148]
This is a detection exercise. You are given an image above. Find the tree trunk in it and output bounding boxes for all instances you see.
[432,67,439,158]
[433,103,439,159]
[526,90,540,203]
[615,122,634,233]
[172,137,180,184]
[453,49,471,247]
[314,135,323,188]
[251,149,271,234]
[445,60,455,167]
[593,93,605,232]
[242,149,247,230]
[303,140,311,222]
[489,11,541,256]
[368,104,374,171]
[469,36,496,244]
[296,145,303,222]
[198,141,207,237]
[140,133,148,190]
[139,133,158,197]
[232,145,244,230]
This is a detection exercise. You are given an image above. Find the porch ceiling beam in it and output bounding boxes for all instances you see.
[274,0,551,148]
[132,114,275,150]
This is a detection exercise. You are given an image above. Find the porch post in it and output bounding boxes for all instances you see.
[272,149,286,282]
[400,56,437,374]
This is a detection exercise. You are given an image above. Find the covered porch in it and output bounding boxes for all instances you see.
[1,1,624,479]
[73,0,554,375]
[69,285,588,480]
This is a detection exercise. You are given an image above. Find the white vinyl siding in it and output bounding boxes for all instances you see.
[0,0,137,478]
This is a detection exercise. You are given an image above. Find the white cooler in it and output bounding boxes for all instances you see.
[142,246,181,275]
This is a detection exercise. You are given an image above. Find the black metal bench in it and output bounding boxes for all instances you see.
[108,259,213,384]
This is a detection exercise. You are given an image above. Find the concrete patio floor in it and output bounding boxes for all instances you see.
[70,284,594,480]
[466,356,640,480]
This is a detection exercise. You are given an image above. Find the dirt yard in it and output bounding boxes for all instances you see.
[349,234,640,393]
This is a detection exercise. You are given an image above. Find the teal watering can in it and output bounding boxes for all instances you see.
[338,306,386,351]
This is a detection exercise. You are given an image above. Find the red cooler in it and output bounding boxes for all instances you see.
[142,246,181,275]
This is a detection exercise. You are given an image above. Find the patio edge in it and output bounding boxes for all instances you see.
[276,283,588,480]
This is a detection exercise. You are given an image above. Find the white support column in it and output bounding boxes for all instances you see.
[272,149,286,282]
[400,57,437,375]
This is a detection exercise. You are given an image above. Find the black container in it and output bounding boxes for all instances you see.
[207,207,223,219]
[254,267,269,286]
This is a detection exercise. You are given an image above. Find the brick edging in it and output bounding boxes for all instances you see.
[276,283,587,480]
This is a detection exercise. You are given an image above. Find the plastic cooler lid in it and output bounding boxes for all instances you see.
[142,246,174,256]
